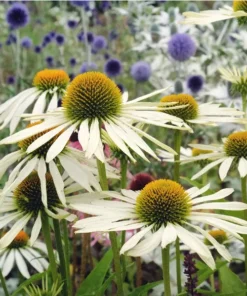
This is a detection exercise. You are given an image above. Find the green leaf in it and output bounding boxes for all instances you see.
[196,260,227,285]
[128,281,162,296]
[11,271,46,296]
[76,248,113,296]
[96,273,115,296]
[197,288,247,295]
[219,264,245,295]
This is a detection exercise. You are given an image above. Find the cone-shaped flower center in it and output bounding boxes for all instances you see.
[14,172,60,216]
[224,131,247,159]
[160,94,199,121]
[33,69,70,91]
[205,229,228,245]
[136,179,191,229]
[233,1,247,25]
[62,72,122,122]
[8,231,29,248]
[18,122,60,157]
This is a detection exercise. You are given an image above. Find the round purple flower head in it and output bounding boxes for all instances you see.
[187,75,204,93]
[43,34,52,44]
[6,75,15,85]
[55,34,65,46]
[80,62,98,73]
[46,56,54,67]
[49,31,56,39]
[21,36,32,48]
[104,58,122,77]
[168,33,196,62]
[67,20,78,29]
[70,58,77,67]
[92,35,107,51]
[131,61,151,82]
[6,3,30,29]
[34,45,42,54]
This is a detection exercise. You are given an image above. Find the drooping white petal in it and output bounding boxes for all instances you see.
[15,249,30,278]
[49,160,66,206]
[175,225,215,270]
[78,119,89,151]
[126,87,170,104]
[238,157,247,178]
[192,188,234,205]
[219,157,234,180]
[0,212,22,229]
[120,225,153,254]
[20,248,44,273]
[30,212,42,246]
[0,150,23,180]
[85,119,101,160]
[126,226,163,257]
[192,158,226,180]
[189,183,211,199]
[37,157,47,207]
[2,250,15,276]
[161,223,177,248]
[32,90,48,115]
[47,92,58,112]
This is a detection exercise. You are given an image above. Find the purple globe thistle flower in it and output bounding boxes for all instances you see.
[6,75,15,85]
[99,1,111,11]
[80,62,98,73]
[49,31,56,39]
[77,31,94,43]
[69,58,77,67]
[55,34,65,46]
[104,58,122,77]
[6,3,30,29]
[109,30,118,41]
[45,56,54,67]
[43,34,52,44]
[187,75,204,93]
[34,45,42,53]
[21,36,32,48]
[92,35,107,51]
[129,173,155,191]
[67,20,78,29]
[5,39,11,46]
[130,61,151,82]
[104,53,110,60]
[168,33,196,62]
[70,0,89,9]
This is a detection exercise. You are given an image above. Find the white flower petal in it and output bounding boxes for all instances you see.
[2,250,15,276]
[161,223,177,248]
[192,158,225,180]
[219,157,234,180]
[192,188,234,205]
[15,249,30,278]
[238,157,247,178]
[78,119,89,151]
[192,202,247,211]
[37,157,47,207]
[49,160,66,206]
[30,213,42,246]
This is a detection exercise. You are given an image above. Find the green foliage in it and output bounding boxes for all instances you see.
[128,281,163,296]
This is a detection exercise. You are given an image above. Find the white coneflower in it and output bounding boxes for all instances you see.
[0,121,119,207]
[183,131,247,180]
[160,94,245,128]
[219,67,247,96]
[0,171,77,248]
[182,3,247,26]
[71,179,247,269]
[0,231,49,279]
[0,72,189,163]
[0,69,70,134]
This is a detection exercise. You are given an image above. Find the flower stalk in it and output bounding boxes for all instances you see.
[162,246,171,296]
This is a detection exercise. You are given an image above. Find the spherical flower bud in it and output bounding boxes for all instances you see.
[187,75,204,93]
[55,34,65,46]
[6,3,30,29]
[92,35,107,51]
[21,36,32,49]
[67,20,78,29]
[104,58,122,77]
[6,75,15,85]
[130,61,151,82]
[34,45,42,53]
[70,58,77,67]
[129,173,155,191]
[168,33,196,62]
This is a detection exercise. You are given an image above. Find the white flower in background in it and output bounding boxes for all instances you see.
[71,179,247,269]
[0,69,69,134]
[0,72,188,163]
[0,171,77,248]
[183,131,247,180]
[0,231,49,279]
[160,93,245,128]
[0,121,119,207]
[182,4,247,26]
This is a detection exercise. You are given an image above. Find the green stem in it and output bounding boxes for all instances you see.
[173,130,182,293]
[210,273,215,292]
[62,219,72,296]
[241,176,247,290]
[96,160,124,296]
[162,246,171,296]
[41,214,58,282]
[53,219,69,296]
[0,269,9,296]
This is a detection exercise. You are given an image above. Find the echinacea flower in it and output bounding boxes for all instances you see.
[0,231,49,279]
[183,131,247,180]
[182,3,247,26]
[71,179,247,269]
[0,69,70,133]
[0,72,188,163]
[0,122,119,207]
[160,93,246,129]
[219,67,247,96]
[0,171,77,249]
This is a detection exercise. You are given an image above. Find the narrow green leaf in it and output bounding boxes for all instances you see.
[76,248,113,296]
[197,288,247,295]
[128,281,162,296]
[96,274,115,296]
[11,271,46,296]
[196,260,227,285]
